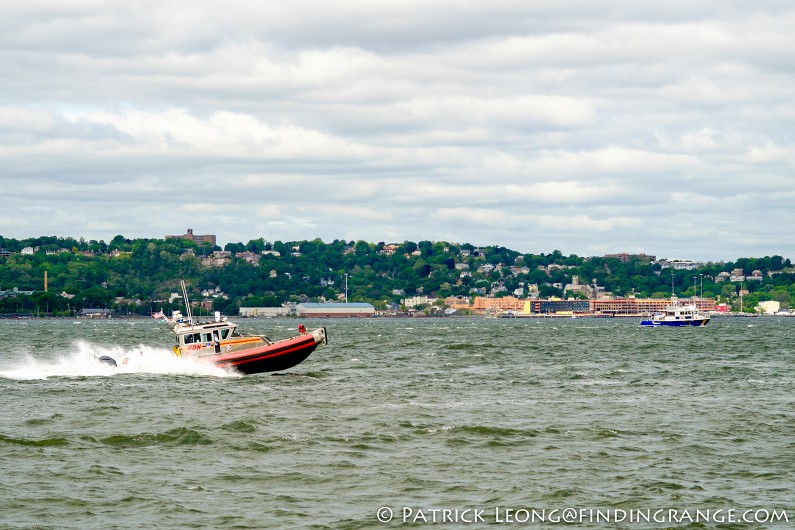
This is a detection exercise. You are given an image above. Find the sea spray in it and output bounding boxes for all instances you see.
[0,340,237,380]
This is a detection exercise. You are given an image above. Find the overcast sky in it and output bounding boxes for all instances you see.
[2,1,793,261]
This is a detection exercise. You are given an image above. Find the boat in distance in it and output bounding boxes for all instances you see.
[639,298,711,327]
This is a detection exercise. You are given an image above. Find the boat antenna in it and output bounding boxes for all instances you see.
[181,280,193,324]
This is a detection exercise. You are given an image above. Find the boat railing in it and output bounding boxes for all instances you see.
[233,330,274,344]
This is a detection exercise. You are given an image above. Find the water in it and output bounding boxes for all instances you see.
[1,317,793,528]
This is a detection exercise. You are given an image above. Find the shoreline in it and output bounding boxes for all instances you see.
[0,312,789,320]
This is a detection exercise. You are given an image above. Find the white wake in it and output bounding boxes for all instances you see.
[0,340,239,380]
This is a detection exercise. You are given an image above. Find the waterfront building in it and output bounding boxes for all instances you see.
[79,308,113,318]
[527,299,590,314]
[591,297,716,315]
[472,296,524,313]
[444,296,472,311]
[757,301,780,314]
[239,306,291,317]
[296,302,375,317]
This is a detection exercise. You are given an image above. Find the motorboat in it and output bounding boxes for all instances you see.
[168,310,327,374]
[640,298,710,327]
[141,281,328,374]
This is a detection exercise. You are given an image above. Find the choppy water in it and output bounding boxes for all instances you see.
[1,316,793,529]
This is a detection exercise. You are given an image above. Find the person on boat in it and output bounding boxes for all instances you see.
[212,330,221,353]
[298,324,307,335]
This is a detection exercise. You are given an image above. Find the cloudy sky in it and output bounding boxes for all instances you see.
[2,1,793,261]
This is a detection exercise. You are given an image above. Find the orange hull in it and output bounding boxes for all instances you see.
[203,331,325,374]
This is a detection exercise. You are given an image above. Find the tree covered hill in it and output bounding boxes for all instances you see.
[0,234,793,316]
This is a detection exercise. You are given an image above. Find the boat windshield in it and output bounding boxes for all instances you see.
[179,326,232,345]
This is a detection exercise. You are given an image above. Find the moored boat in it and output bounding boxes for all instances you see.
[640,298,710,327]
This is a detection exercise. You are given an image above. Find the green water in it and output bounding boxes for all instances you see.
[1,317,793,528]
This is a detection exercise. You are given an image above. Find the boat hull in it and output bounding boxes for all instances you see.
[639,319,710,327]
[195,327,327,374]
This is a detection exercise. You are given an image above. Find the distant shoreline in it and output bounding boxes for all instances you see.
[0,312,787,321]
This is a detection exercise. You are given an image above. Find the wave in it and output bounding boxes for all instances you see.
[99,427,214,447]
[0,433,69,447]
[0,340,238,380]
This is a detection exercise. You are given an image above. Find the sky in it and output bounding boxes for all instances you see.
[2,1,793,262]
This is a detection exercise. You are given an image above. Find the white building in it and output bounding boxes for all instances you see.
[239,306,290,317]
[296,303,375,317]
[401,295,437,307]
[659,260,705,270]
[757,301,780,315]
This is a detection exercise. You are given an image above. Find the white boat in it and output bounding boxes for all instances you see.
[640,298,710,327]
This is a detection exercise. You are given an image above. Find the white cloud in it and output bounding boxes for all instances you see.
[0,1,793,260]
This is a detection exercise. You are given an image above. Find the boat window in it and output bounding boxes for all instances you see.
[220,329,230,339]
[183,333,202,344]
[202,332,213,343]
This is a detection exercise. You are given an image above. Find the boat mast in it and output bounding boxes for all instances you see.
[181,280,194,324]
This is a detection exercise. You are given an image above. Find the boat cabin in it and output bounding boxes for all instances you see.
[173,320,239,356]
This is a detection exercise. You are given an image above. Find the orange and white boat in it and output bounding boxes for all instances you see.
[168,310,327,374]
[160,281,327,374]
